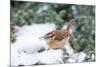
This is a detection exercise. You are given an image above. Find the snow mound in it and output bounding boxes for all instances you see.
[11,23,64,66]
[11,23,86,66]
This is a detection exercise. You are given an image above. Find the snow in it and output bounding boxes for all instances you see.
[37,49,63,64]
[14,23,56,54]
[11,23,63,66]
[67,52,86,63]
[11,23,86,66]
[64,42,74,55]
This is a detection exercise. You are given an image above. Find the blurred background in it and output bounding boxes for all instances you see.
[11,1,95,62]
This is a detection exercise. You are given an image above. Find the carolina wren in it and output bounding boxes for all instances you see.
[42,16,73,48]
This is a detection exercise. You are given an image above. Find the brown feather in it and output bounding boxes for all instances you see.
[42,16,73,48]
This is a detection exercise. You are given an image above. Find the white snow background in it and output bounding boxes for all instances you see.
[11,23,86,66]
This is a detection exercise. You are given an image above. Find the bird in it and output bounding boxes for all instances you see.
[41,16,74,49]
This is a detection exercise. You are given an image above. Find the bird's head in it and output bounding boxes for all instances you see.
[64,16,74,32]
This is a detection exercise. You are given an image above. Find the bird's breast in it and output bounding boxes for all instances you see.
[46,38,68,48]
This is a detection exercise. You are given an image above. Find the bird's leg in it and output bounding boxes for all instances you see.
[62,48,69,63]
